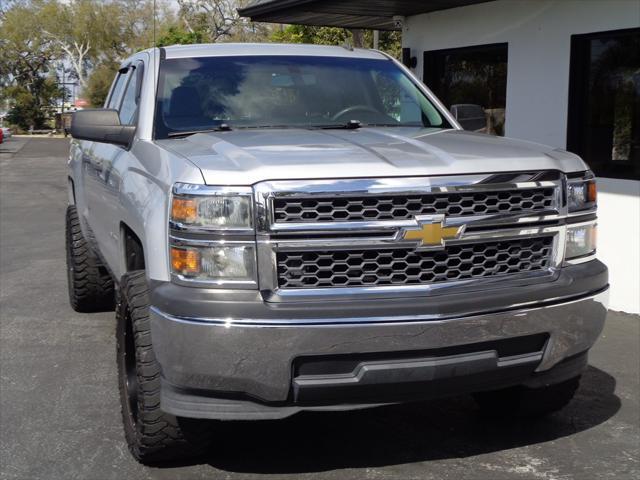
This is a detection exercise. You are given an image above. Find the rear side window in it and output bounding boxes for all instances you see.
[119,68,140,125]
[106,73,127,109]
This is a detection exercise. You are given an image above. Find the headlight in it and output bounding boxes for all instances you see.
[565,222,597,261]
[567,172,596,213]
[170,183,257,287]
[171,183,252,230]
[171,244,256,282]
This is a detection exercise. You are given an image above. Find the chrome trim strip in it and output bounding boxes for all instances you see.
[173,183,253,196]
[170,236,256,247]
[497,351,544,367]
[264,210,564,234]
[149,288,608,327]
[254,173,564,234]
[262,270,558,302]
[169,221,255,235]
[567,208,597,218]
[170,274,258,289]
[564,254,597,266]
[264,223,564,251]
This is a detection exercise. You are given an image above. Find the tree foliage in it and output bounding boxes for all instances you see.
[271,25,401,59]
[83,60,120,107]
[4,79,61,130]
[0,1,60,128]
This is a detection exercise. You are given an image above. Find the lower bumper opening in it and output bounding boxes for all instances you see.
[292,333,549,404]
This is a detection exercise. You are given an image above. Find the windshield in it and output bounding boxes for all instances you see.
[154,55,451,138]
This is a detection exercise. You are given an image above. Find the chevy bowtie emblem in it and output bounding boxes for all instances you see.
[399,215,465,249]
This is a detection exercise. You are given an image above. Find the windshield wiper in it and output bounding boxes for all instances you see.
[167,123,232,138]
[312,120,362,130]
[363,123,420,127]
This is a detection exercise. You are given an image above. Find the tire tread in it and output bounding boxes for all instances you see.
[116,271,211,464]
[66,205,114,312]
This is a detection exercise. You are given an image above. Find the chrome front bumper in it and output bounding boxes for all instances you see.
[149,261,608,419]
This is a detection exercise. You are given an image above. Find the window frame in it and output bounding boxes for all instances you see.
[117,60,145,126]
[423,42,509,136]
[566,27,639,181]
[105,70,128,110]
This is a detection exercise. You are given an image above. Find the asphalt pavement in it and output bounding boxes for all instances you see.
[1,137,638,480]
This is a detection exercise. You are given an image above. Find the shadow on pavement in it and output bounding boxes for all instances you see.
[163,365,620,474]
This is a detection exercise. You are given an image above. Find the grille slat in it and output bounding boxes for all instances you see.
[277,237,554,289]
[273,188,556,223]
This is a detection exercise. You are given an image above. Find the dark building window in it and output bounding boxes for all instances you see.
[423,43,508,136]
[568,28,640,181]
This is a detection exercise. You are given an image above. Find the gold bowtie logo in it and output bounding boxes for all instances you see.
[400,216,464,248]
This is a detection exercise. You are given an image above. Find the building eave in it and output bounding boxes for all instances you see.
[239,0,496,31]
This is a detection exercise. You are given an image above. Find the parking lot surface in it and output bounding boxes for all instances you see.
[1,138,639,480]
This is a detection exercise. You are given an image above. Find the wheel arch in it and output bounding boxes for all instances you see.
[120,222,146,273]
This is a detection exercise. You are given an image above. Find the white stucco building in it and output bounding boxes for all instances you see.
[241,0,640,313]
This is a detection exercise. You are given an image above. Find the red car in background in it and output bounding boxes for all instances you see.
[0,128,4,144]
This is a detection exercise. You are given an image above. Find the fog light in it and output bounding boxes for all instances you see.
[170,244,256,281]
[565,223,597,260]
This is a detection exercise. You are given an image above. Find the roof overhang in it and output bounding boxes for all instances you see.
[239,0,495,31]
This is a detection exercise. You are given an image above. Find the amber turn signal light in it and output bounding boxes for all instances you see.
[587,181,597,203]
[170,247,200,275]
[171,198,197,224]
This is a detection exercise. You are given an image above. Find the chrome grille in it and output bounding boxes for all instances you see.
[273,188,556,223]
[276,237,554,289]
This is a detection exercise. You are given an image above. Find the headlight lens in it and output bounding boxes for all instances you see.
[171,194,252,229]
[565,223,597,260]
[567,173,596,212]
[171,245,256,281]
[170,184,256,286]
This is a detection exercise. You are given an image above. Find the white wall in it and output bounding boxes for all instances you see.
[403,0,640,313]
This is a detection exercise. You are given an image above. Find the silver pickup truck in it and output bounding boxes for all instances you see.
[68,43,608,464]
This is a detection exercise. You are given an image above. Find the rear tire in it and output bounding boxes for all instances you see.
[66,205,114,312]
[116,270,211,464]
[473,376,581,418]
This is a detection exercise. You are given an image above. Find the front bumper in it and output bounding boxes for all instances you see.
[149,261,608,419]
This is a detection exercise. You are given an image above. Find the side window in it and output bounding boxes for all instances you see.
[119,66,141,125]
[106,73,127,109]
[371,70,442,126]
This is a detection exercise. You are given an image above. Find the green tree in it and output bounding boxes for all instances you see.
[4,78,61,130]
[271,24,350,45]
[270,25,401,59]
[83,60,119,107]
[0,1,59,129]
[157,25,205,47]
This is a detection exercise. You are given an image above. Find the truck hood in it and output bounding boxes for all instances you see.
[156,127,587,185]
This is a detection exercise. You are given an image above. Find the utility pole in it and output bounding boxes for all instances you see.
[351,29,363,48]
[57,64,77,137]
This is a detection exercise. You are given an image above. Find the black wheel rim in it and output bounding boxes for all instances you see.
[123,311,139,424]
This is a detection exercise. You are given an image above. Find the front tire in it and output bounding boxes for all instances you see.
[65,205,114,312]
[473,376,581,418]
[116,271,210,464]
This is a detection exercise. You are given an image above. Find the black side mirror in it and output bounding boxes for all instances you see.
[71,109,135,147]
[450,104,488,132]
